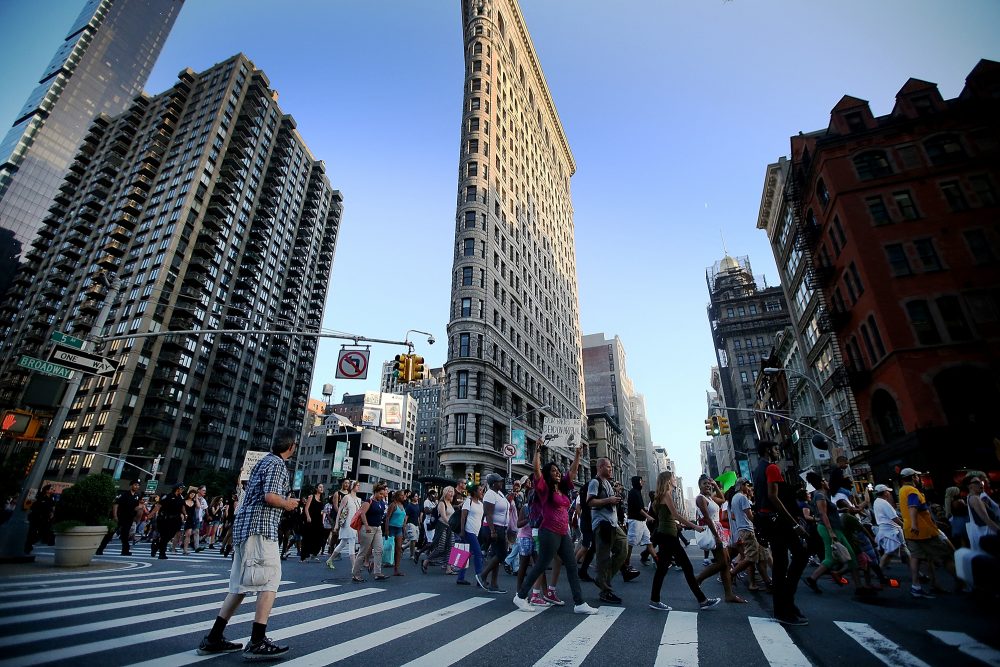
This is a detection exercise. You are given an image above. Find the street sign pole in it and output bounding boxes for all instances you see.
[0,278,121,562]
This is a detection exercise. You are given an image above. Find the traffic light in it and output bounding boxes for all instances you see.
[1,410,40,439]
[410,355,425,382]
[711,416,721,436]
[474,472,480,486]
[392,354,410,383]
[718,416,730,436]
[704,417,715,437]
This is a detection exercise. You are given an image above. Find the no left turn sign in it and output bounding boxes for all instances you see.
[336,349,370,380]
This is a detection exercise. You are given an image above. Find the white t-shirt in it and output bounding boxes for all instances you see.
[483,489,510,528]
[873,497,898,526]
[461,498,484,535]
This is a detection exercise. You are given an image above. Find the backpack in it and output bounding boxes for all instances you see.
[448,505,463,533]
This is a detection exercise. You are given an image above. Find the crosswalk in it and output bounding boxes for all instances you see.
[0,567,998,667]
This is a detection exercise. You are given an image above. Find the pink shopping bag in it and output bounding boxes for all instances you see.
[448,543,470,569]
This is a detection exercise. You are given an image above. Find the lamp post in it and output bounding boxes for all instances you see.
[763,366,845,455]
[507,404,550,483]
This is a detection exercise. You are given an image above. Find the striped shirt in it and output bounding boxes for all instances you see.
[231,453,289,545]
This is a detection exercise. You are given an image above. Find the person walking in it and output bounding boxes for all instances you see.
[24,484,56,554]
[193,486,209,552]
[327,480,362,570]
[179,489,197,555]
[729,479,770,591]
[156,484,186,560]
[752,440,808,626]
[899,467,956,597]
[420,486,457,574]
[964,474,999,550]
[802,472,870,597]
[872,484,907,571]
[587,457,631,604]
[352,483,390,583]
[649,471,720,611]
[626,476,656,571]
[112,480,143,556]
[404,490,423,562]
[301,483,326,562]
[456,483,487,588]
[385,490,408,576]
[694,477,746,604]
[480,473,512,593]
[512,437,597,615]
[195,427,300,659]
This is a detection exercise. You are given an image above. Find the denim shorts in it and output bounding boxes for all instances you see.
[517,536,535,556]
[387,525,403,538]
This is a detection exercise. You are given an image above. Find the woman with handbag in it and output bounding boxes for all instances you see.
[384,490,407,576]
[352,483,389,583]
[694,477,745,603]
[420,486,457,574]
[326,480,361,570]
[456,483,487,588]
[803,472,873,597]
[649,471,721,611]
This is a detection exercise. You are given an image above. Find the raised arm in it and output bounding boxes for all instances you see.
[568,440,583,482]
[533,437,544,479]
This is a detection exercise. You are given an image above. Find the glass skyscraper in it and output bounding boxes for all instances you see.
[0,0,183,301]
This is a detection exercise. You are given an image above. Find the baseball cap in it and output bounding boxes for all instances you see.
[736,477,751,486]
[874,484,891,494]
[899,467,922,478]
[486,473,503,486]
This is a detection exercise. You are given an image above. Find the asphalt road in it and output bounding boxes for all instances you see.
[1,539,997,666]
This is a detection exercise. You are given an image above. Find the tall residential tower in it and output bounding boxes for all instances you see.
[0,0,183,301]
[440,0,585,483]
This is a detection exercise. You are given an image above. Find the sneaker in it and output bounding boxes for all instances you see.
[574,602,598,615]
[804,578,822,594]
[487,586,507,594]
[513,594,536,612]
[325,558,335,570]
[578,568,594,582]
[649,601,672,611]
[543,589,565,606]
[599,590,622,604]
[456,579,471,586]
[243,636,289,661]
[699,597,722,609]
[702,558,711,566]
[911,586,935,599]
[529,592,550,606]
[197,635,242,655]
[475,574,487,590]
[774,614,808,626]
[503,563,514,575]
[622,569,641,583]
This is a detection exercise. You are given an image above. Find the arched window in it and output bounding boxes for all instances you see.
[853,151,893,181]
[924,133,965,166]
[871,389,905,443]
[816,178,830,207]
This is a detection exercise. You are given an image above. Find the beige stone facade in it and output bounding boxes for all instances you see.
[440,0,585,483]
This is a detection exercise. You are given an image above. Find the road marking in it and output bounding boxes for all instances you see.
[0,584,340,649]
[928,630,1000,667]
[126,592,436,667]
[281,597,489,667]
[0,569,177,590]
[401,604,550,667]
[0,575,223,611]
[534,606,625,667]
[655,610,699,666]
[6,587,388,667]
[835,622,932,667]
[748,617,813,666]
[0,572,214,599]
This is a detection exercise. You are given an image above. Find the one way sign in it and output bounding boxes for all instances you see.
[48,344,118,377]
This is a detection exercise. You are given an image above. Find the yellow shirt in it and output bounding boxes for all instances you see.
[898,484,938,540]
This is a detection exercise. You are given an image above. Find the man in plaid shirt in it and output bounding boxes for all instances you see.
[196,427,300,660]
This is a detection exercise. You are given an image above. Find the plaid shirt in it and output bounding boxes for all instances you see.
[231,453,289,545]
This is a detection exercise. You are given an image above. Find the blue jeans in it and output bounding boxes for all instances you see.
[456,530,484,581]
[504,539,521,569]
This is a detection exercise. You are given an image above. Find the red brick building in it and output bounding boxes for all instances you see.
[787,59,1000,488]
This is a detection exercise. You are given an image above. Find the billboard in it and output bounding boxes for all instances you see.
[362,407,381,427]
[512,429,527,465]
[381,394,404,429]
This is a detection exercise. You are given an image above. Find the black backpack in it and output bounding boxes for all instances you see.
[448,505,463,533]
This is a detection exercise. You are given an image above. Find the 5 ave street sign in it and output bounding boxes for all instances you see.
[48,344,117,377]
[17,355,73,379]
[50,331,85,349]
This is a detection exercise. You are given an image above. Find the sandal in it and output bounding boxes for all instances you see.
[352,576,365,583]
[421,561,428,574]
[394,571,405,576]
[375,574,390,581]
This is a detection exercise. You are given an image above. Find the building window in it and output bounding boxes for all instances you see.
[726,307,734,318]
[460,297,471,317]
[816,179,830,207]
[866,196,891,225]
[924,133,965,166]
[936,295,973,341]
[893,191,919,219]
[831,216,847,255]
[853,150,893,181]
[963,229,995,264]
[868,315,886,358]
[940,180,969,212]
[465,186,477,202]
[462,266,473,285]
[914,239,942,272]
[463,238,474,256]
[749,304,758,315]
[475,372,483,399]
[757,336,765,347]
[467,161,478,178]
[740,371,749,383]
[885,243,911,276]
[459,333,470,356]
[737,354,745,365]
[745,338,753,348]
[456,414,467,445]
[733,340,741,350]
[969,174,997,206]
[464,211,476,229]
[844,111,866,132]
[905,300,942,345]
[457,371,468,399]
[737,306,746,316]
[765,301,782,312]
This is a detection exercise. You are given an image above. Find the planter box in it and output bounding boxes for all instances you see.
[54,526,108,567]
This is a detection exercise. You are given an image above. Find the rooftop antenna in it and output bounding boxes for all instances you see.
[721,229,728,256]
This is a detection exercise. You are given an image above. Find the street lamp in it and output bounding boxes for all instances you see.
[507,404,550,483]
[763,366,845,455]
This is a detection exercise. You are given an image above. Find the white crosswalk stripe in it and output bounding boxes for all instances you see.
[0,567,162,590]
[656,610,699,666]
[928,631,1000,667]
[835,621,932,667]
[0,573,219,608]
[748,617,813,667]
[534,606,625,667]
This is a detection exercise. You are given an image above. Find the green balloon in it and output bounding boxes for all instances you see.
[716,471,738,492]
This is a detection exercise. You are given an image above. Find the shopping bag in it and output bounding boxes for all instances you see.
[383,536,395,566]
[349,510,363,532]
[448,543,470,569]
[696,528,717,551]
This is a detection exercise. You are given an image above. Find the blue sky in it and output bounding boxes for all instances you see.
[2,1,998,489]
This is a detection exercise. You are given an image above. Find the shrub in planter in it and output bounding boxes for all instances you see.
[54,473,117,529]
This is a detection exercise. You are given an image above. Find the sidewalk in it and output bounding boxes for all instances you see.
[0,553,133,579]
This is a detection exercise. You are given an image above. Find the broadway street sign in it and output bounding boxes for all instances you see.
[17,355,73,379]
